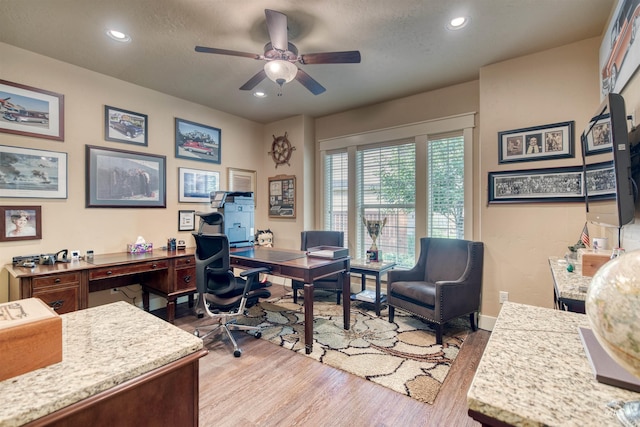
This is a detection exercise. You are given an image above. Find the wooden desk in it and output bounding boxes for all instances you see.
[229,246,351,354]
[0,302,206,426]
[5,249,197,323]
[467,302,640,426]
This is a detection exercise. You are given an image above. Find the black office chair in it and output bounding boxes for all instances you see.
[193,211,271,357]
[292,230,345,304]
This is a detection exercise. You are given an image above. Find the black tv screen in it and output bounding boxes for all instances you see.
[582,93,635,228]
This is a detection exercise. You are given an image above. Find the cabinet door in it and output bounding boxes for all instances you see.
[32,285,80,314]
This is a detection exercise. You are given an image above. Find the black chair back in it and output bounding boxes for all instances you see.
[192,233,236,296]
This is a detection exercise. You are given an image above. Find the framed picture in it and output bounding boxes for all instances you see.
[0,79,64,141]
[600,0,640,96]
[178,210,196,231]
[498,121,574,164]
[178,167,220,203]
[228,167,256,196]
[104,105,148,146]
[583,114,612,155]
[0,206,42,242]
[488,165,585,203]
[0,145,67,199]
[175,118,221,164]
[268,174,296,218]
[585,161,616,199]
[86,145,166,208]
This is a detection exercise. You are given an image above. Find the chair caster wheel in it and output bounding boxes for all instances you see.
[254,332,262,339]
[234,349,242,357]
[194,330,200,337]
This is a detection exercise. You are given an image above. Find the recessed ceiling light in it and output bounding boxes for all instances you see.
[447,16,469,30]
[253,91,267,98]
[105,29,131,43]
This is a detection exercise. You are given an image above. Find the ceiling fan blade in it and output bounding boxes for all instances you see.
[300,51,361,65]
[239,70,267,91]
[265,9,288,52]
[195,46,261,60]
[295,69,326,95]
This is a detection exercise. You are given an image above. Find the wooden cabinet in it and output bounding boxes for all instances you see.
[30,272,84,314]
[174,256,195,291]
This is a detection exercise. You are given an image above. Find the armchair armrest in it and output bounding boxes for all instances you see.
[388,268,423,283]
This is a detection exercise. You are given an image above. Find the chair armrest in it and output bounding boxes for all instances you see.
[239,267,271,278]
[388,268,423,283]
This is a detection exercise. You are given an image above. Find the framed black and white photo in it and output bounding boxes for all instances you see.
[175,118,221,164]
[488,165,585,203]
[86,145,166,208]
[104,105,148,146]
[0,205,42,242]
[585,161,616,199]
[583,114,612,155]
[178,167,220,203]
[498,121,574,164]
[0,79,64,141]
[0,145,67,199]
[178,210,196,231]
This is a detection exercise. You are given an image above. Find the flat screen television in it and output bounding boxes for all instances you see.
[581,92,636,228]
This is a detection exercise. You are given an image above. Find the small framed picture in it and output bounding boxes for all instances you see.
[0,206,42,241]
[175,118,221,164]
[178,167,220,203]
[498,121,574,164]
[583,115,612,156]
[104,105,148,146]
[178,210,196,231]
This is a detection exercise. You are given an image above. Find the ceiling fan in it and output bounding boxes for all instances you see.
[195,9,361,95]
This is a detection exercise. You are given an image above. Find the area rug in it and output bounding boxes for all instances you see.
[238,293,470,404]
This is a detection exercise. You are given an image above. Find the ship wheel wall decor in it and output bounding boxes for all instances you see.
[268,132,296,167]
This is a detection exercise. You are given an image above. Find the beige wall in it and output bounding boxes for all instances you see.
[0,42,269,305]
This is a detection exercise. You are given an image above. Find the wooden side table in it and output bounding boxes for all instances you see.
[350,259,396,316]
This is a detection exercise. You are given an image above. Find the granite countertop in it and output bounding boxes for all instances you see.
[467,301,640,426]
[549,256,592,301]
[0,302,204,427]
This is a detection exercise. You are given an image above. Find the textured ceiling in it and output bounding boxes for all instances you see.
[0,0,614,123]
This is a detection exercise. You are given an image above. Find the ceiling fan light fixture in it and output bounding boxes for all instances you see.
[264,60,298,86]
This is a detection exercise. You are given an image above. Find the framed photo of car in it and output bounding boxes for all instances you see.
[175,118,221,164]
[104,105,148,146]
[0,79,64,141]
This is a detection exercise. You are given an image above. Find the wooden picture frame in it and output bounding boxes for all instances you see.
[104,105,148,146]
[488,165,585,203]
[178,167,219,203]
[0,79,64,141]
[228,167,256,197]
[0,206,42,241]
[0,144,67,199]
[175,118,221,164]
[498,121,574,164]
[86,145,166,208]
[268,174,296,218]
[178,210,196,231]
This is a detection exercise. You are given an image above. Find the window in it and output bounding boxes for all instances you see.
[357,142,416,268]
[428,134,464,238]
[319,113,475,268]
[324,150,349,242]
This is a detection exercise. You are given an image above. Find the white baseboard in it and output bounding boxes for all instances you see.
[478,313,497,332]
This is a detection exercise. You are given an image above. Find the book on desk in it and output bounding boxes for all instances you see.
[306,246,349,259]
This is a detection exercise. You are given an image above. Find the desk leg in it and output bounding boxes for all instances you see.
[342,270,350,331]
[142,287,150,312]
[360,273,366,292]
[375,274,381,316]
[303,283,314,354]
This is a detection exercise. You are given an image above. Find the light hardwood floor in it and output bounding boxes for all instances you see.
[170,284,490,427]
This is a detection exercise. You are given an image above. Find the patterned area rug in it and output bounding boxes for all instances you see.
[238,293,470,404]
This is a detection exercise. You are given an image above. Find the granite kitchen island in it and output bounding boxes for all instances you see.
[467,301,640,426]
[0,301,206,427]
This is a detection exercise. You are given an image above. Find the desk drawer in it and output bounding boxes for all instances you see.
[175,267,195,291]
[33,285,80,314]
[175,256,195,268]
[90,260,169,281]
[32,272,81,289]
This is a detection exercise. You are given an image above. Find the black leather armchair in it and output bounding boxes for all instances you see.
[387,237,484,345]
[292,230,345,304]
[193,212,271,357]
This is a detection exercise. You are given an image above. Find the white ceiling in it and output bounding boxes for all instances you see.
[0,0,614,124]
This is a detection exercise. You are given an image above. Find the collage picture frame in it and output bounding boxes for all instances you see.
[498,121,574,164]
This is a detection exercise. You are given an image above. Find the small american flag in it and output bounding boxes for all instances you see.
[581,222,590,247]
